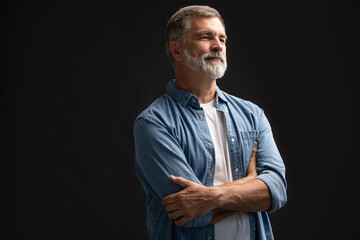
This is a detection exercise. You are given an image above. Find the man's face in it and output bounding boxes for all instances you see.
[182,15,227,79]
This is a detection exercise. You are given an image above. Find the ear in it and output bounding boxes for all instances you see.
[169,41,183,62]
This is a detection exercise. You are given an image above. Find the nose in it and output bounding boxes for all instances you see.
[210,38,224,53]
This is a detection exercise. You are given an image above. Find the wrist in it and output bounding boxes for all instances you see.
[212,185,226,209]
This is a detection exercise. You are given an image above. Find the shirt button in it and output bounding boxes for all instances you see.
[199,114,203,118]
[192,99,196,103]
[208,237,212,240]
[208,142,211,146]
[231,138,235,142]
[235,168,239,172]
[209,173,212,177]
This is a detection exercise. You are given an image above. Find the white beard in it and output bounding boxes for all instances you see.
[183,48,227,79]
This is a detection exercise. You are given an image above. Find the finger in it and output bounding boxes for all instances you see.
[250,142,258,160]
[250,142,258,161]
[162,194,177,205]
[168,209,184,220]
[164,202,180,213]
[247,141,258,175]
[170,175,192,188]
[249,141,258,162]
[251,141,258,156]
[175,216,191,226]
[163,191,187,205]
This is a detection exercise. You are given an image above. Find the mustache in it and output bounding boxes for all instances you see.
[202,52,226,63]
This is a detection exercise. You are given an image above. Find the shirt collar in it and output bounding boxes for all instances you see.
[166,79,228,108]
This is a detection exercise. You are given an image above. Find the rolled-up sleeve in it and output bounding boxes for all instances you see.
[134,115,213,227]
[255,110,287,214]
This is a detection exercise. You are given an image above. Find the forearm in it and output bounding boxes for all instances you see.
[221,174,256,186]
[209,209,234,225]
[211,140,270,212]
[214,178,271,212]
[209,173,259,225]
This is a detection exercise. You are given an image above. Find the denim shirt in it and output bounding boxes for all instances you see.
[134,80,287,240]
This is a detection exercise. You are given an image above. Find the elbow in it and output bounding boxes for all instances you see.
[269,188,287,213]
[262,189,273,212]
[256,173,287,214]
[267,181,287,214]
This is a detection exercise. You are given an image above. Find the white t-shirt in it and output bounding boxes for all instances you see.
[201,99,250,240]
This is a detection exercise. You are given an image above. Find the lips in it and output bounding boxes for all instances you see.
[206,57,223,63]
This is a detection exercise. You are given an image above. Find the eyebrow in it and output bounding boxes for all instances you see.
[195,31,228,39]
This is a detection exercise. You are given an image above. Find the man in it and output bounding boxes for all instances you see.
[134,5,287,240]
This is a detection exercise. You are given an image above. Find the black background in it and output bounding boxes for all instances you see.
[1,0,359,239]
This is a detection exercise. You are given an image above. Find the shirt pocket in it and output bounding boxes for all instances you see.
[239,130,258,176]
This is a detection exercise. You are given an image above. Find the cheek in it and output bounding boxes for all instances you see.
[187,43,211,56]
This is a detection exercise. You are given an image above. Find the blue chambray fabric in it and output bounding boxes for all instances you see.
[134,79,287,240]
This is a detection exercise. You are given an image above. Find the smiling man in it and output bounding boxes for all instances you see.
[134,5,287,240]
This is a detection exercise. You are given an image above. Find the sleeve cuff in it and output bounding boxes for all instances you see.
[256,174,287,214]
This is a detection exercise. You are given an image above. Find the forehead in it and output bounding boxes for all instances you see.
[187,15,226,35]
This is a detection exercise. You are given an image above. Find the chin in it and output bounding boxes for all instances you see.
[202,67,226,79]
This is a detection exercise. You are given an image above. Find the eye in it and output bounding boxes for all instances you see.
[200,36,210,40]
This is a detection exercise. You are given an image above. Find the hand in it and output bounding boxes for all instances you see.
[247,141,258,177]
[162,175,219,226]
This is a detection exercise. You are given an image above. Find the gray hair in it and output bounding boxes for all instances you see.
[165,5,225,64]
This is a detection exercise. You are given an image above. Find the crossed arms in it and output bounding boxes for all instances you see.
[134,112,287,228]
[162,141,271,226]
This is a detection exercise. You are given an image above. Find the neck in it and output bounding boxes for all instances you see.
[175,64,217,104]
